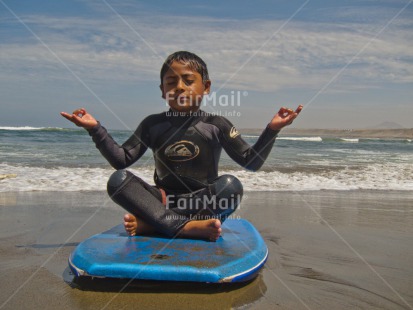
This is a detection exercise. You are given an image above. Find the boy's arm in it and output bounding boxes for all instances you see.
[218,105,302,171]
[88,121,149,170]
[61,108,149,169]
[218,120,279,171]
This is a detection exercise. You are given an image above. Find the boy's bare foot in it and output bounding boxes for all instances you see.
[179,219,222,241]
[123,214,155,236]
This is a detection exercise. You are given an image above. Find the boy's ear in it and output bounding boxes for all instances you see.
[160,84,166,99]
[203,80,211,95]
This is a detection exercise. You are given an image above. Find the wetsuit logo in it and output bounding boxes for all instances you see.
[165,141,200,161]
[230,126,240,138]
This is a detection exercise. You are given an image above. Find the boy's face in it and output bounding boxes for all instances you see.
[161,61,211,113]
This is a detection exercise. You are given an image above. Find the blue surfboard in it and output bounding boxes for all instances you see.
[69,219,267,283]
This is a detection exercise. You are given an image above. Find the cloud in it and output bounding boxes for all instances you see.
[1,5,412,95]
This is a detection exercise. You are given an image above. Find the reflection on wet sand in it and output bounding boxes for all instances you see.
[66,269,266,309]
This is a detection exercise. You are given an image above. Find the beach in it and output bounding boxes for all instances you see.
[0,126,412,309]
[0,190,412,310]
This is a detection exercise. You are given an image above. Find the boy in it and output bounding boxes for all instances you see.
[61,51,302,241]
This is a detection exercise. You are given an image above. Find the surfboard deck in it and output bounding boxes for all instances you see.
[69,219,268,283]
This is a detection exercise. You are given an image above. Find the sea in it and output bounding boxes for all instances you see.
[0,126,412,192]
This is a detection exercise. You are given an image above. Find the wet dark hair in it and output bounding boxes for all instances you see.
[160,51,209,84]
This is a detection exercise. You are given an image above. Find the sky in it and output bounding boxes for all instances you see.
[0,0,412,130]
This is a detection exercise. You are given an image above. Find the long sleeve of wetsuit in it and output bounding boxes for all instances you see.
[87,121,149,170]
[216,117,280,171]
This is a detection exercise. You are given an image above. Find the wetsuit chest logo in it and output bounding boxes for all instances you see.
[164,140,200,161]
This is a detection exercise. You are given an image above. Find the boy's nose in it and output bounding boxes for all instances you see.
[176,80,185,90]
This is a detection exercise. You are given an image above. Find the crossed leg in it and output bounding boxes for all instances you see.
[123,213,222,241]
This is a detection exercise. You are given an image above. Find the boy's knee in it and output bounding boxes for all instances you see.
[214,174,243,200]
[107,169,128,195]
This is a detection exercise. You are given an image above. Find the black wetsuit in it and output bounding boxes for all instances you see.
[88,109,279,236]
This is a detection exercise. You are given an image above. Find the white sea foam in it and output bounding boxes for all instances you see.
[278,137,323,142]
[0,126,45,130]
[1,162,412,192]
[0,126,65,131]
[341,138,359,143]
[0,164,154,192]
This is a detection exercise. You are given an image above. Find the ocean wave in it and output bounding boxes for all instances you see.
[241,135,259,138]
[278,137,323,142]
[0,126,74,132]
[0,165,153,192]
[340,138,359,143]
[1,163,411,192]
[320,137,412,144]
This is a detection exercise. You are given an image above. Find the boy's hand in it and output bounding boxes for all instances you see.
[60,108,98,129]
[269,105,303,131]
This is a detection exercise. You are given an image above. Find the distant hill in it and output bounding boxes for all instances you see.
[370,122,405,129]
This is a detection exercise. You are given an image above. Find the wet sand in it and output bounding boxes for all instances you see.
[0,190,412,309]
